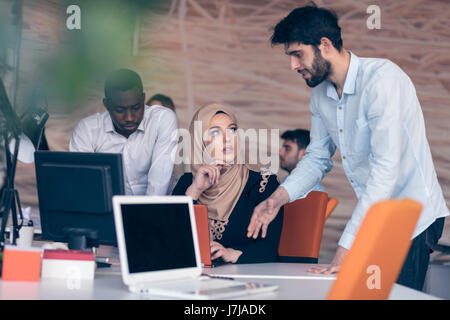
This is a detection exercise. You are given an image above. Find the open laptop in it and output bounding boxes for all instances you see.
[112,195,278,299]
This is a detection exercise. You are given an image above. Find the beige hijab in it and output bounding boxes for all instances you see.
[189,103,253,240]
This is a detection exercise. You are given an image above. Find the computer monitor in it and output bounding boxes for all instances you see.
[34,151,125,250]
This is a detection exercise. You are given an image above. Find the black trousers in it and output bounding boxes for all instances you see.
[396,217,445,291]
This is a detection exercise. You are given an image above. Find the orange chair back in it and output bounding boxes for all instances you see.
[327,199,422,300]
[193,204,212,267]
[278,191,328,263]
[325,197,338,219]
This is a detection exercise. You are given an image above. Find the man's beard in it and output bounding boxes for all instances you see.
[279,158,294,173]
[302,46,331,88]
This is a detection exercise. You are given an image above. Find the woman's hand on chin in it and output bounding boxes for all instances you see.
[186,161,229,199]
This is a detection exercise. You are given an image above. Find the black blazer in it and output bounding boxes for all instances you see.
[172,170,284,264]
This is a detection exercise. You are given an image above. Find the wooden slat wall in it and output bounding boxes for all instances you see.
[10,0,450,262]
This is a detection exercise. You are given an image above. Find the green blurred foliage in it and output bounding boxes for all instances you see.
[40,0,162,113]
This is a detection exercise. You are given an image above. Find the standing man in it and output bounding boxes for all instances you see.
[247,5,449,290]
[70,69,178,196]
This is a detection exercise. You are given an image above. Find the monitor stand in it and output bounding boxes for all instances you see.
[63,228,111,268]
[63,228,98,251]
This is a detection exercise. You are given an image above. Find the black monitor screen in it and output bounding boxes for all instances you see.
[120,203,197,274]
[35,151,125,246]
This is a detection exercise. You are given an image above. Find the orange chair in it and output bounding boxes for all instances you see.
[193,204,212,267]
[325,197,338,219]
[278,191,328,263]
[327,199,422,300]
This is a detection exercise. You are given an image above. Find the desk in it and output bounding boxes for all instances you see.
[203,263,440,300]
[0,263,439,300]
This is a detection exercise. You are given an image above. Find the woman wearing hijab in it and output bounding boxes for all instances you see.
[172,103,283,264]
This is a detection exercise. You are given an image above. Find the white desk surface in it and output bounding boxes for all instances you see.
[0,262,439,300]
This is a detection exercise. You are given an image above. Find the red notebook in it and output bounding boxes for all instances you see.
[43,249,94,261]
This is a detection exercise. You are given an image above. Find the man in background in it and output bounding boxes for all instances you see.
[146,93,184,193]
[147,93,176,112]
[279,128,324,193]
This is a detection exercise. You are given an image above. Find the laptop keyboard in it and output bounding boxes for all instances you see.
[130,276,278,299]
[135,277,239,292]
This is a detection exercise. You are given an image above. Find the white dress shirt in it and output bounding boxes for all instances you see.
[69,105,179,196]
[281,52,449,250]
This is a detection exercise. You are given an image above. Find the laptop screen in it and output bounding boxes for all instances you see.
[120,202,197,274]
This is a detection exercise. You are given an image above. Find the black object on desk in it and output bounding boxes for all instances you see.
[211,257,228,268]
[0,79,49,249]
[34,151,125,250]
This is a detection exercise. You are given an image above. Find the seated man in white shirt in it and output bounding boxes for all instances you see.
[69,69,178,195]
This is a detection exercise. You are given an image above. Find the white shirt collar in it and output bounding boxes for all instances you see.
[326,51,359,101]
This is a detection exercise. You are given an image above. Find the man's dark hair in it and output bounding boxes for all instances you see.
[147,93,175,111]
[271,5,343,51]
[281,129,311,150]
[104,69,143,99]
